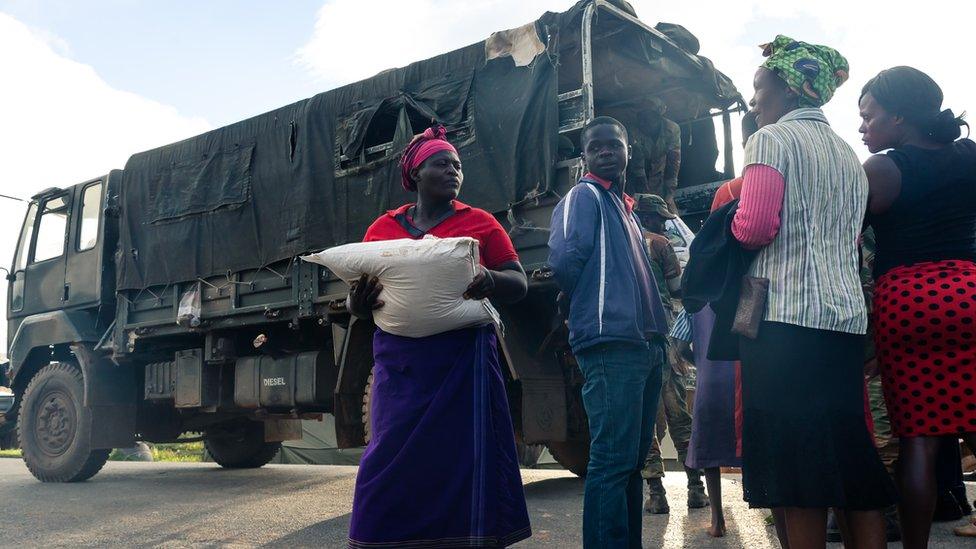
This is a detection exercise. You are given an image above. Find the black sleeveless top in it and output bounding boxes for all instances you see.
[870,139,976,276]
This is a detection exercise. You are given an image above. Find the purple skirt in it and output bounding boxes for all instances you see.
[685,307,742,469]
[348,325,531,548]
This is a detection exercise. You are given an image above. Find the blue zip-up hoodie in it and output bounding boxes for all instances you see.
[548,176,670,353]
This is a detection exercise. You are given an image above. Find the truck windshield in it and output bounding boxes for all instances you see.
[13,202,37,272]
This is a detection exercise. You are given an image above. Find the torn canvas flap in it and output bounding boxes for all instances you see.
[485,22,546,67]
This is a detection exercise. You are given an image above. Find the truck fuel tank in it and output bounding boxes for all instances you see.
[234,351,336,411]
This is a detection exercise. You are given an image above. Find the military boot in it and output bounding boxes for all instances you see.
[644,478,670,514]
[686,467,709,509]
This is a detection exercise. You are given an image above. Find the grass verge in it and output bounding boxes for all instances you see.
[0,442,205,462]
[109,442,205,462]
[148,442,205,462]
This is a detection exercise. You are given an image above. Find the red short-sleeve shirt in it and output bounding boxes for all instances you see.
[363,200,520,270]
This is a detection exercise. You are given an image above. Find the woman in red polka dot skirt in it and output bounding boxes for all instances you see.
[860,66,976,549]
[875,263,976,437]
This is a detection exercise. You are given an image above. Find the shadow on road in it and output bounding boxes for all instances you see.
[263,513,352,547]
[516,474,678,548]
[1,462,358,547]
[522,475,583,497]
[264,474,585,546]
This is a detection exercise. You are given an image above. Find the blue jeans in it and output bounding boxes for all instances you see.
[576,340,664,549]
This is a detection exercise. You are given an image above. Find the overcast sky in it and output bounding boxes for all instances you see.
[0,0,973,349]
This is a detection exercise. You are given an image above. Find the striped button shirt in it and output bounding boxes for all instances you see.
[744,108,868,335]
[669,309,693,342]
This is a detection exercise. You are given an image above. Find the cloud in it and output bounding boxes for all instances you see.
[0,12,211,349]
[295,0,571,88]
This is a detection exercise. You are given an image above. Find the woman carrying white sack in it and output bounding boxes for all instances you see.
[345,126,532,548]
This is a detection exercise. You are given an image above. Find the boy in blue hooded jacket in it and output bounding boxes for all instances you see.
[548,116,669,548]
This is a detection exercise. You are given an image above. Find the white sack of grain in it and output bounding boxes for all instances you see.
[301,236,499,338]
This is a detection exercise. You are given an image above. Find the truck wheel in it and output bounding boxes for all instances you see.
[0,429,16,450]
[18,362,110,482]
[362,372,374,444]
[0,397,19,450]
[515,442,544,468]
[545,439,590,477]
[205,419,280,469]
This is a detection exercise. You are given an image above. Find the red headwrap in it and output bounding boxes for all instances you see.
[399,125,458,191]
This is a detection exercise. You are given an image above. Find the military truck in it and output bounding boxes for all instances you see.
[2,0,742,482]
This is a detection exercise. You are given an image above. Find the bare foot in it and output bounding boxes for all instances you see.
[954,515,976,537]
[707,523,727,538]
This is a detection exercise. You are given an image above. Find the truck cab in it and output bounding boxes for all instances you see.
[7,175,118,348]
[2,173,125,480]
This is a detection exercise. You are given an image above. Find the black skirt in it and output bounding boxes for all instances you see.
[739,322,898,510]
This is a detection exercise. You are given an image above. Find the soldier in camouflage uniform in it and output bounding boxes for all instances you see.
[633,194,707,513]
[626,100,682,213]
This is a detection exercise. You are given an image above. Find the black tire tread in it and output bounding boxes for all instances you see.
[545,440,590,477]
[205,420,281,469]
[515,442,544,468]
[1,391,20,450]
[19,362,111,482]
[362,372,374,444]
[205,441,281,469]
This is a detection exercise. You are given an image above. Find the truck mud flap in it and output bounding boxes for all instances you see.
[263,419,303,442]
[519,376,568,444]
[495,303,569,444]
[72,343,137,449]
[333,317,375,448]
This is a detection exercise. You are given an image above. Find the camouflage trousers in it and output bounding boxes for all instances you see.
[868,376,898,473]
[642,364,693,479]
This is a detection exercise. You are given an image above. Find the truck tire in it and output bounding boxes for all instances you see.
[516,442,544,468]
[205,419,280,469]
[0,397,19,450]
[545,439,590,477]
[362,372,374,444]
[18,362,110,482]
[0,429,16,450]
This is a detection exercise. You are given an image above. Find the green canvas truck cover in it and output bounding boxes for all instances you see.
[116,0,740,291]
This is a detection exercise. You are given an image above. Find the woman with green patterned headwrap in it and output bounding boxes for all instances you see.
[760,35,849,108]
[734,36,898,548]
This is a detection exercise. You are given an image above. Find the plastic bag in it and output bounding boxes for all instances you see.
[177,283,202,328]
[302,236,500,338]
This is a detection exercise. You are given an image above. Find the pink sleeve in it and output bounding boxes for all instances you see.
[731,164,785,249]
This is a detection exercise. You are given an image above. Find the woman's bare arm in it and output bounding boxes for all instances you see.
[463,261,528,304]
[863,154,902,217]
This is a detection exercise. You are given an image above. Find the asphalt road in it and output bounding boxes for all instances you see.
[0,459,972,548]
